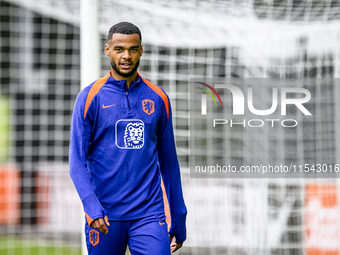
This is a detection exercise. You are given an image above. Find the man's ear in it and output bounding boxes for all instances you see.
[140,44,143,57]
[104,44,110,57]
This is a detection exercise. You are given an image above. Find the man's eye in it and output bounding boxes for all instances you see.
[131,48,138,52]
[115,48,122,52]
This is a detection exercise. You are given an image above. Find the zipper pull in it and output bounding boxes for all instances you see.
[126,91,128,95]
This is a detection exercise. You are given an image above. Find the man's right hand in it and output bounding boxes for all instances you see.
[90,215,110,234]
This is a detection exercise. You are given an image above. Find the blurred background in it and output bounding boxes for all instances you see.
[0,0,340,254]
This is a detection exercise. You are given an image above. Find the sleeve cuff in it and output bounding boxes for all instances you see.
[82,194,106,226]
[84,211,94,226]
[169,227,187,244]
[168,212,187,244]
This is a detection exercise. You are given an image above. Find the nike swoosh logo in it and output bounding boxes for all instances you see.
[102,104,115,109]
[159,221,166,225]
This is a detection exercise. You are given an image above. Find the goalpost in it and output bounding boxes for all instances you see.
[80,0,100,254]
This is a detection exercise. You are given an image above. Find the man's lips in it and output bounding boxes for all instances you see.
[120,62,133,68]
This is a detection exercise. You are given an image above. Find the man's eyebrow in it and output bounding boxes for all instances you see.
[113,45,140,49]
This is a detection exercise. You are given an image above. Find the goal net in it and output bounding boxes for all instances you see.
[0,0,340,255]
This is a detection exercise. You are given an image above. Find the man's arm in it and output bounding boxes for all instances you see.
[157,95,187,248]
[69,89,107,231]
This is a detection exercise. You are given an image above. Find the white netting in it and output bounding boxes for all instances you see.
[0,0,340,255]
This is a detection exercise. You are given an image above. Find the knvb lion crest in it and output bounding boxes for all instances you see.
[89,229,99,246]
[115,119,145,149]
[124,122,144,149]
[142,99,155,115]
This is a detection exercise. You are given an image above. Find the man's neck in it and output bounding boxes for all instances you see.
[110,69,138,89]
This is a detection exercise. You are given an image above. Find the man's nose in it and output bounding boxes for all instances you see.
[122,50,131,59]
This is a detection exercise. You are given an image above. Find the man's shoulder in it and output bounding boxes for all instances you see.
[140,76,169,103]
[139,76,170,119]
[77,73,112,102]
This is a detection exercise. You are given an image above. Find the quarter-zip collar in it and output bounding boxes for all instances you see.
[106,71,143,92]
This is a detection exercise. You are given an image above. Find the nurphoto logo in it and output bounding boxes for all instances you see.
[195,79,312,128]
[190,78,336,179]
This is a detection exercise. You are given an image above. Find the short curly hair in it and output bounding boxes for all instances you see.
[108,22,142,42]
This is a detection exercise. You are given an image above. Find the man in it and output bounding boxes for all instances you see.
[69,22,187,255]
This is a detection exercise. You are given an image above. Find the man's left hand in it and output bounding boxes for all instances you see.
[169,235,183,253]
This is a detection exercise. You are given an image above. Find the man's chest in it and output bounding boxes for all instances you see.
[91,89,161,148]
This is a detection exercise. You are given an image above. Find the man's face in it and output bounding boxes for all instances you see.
[105,33,143,78]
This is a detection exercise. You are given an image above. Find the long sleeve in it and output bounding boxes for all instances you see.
[157,96,187,244]
[69,88,106,226]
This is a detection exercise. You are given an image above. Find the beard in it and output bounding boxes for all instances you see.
[111,59,140,78]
